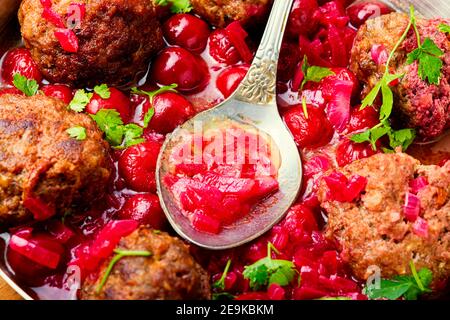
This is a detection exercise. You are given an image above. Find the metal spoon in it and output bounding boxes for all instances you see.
[156,0,301,250]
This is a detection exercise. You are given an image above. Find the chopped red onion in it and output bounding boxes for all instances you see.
[412,217,429,238]
[409,176,429,194]
[403,192,421,222]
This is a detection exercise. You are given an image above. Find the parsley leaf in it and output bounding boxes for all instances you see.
[439,23,450,34]
[90,109,124,146]
[300,56,334,92]
[66,126,87,141]
[12,73,39,97]
[122,124,145,148]
[69,89,93,112]
[154,0,192,13]
[406,7,444,85]
[364,260,433,300]
[243,243,296,291]
[93,84,111,99]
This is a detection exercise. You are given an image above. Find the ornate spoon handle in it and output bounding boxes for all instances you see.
[235,0,294,105]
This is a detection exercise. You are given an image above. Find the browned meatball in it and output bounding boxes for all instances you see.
[0,94,111,229]
[18,0,164,87]
[191,0,272,28]
[350,13,450,140]
[81,227,211,300]
[318,153,450,283]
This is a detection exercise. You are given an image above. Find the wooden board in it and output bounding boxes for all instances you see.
[0,278,22,300]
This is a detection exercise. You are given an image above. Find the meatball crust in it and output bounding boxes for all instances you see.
[191,0,272,28]
[350,13,450,139]
[318,153,450,283]
[0,94,111,228]
[18,0,164,87]
[81,227,211,300]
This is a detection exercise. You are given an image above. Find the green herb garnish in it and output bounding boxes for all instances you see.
[66,126,87,141]
[69,89,93,112]
[406,7,444,85]
[96,249,152,294]
[93,84,111,99]
[439,23,450,34]
[12,73,38,97]
[351,6,419,151]
[243,242,297,291]
[154,0,192,13]
[364,260,433,300]
[213,259,232,291]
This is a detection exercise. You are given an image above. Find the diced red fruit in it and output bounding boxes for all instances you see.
[323,171,367,203]
[282,204,318,235]
[86,87,131,123]
[403,192,421,222]
[347,0,394,28]
[268,284,286,300]
[40,0,65,28]
[412,217,429,238]
[23,195,56,221]
[216,65,249,98]
[118,194,166,229]
[304,155,331,179]
[235,292,268,300]
[54,28,79,53]
[327,25,348,67]
[409,176,428,194]
[163,14,210,53]
[192,211,221,234]
[224,21,253,64]
[194,172,256,199]
[335,138,378,167]
[286,0,319,39]
[293,286,330,300]
[283,104,334,149]
[347,105,379,133]
[317,1,349,28]
[139,91,194,134]
[151,47,210,93]
[1,48,42,85]
[46,220,75,244]
[209,29,241,65]
[118,141,161,192]
[41,84,74,104]
[370,44,389,66]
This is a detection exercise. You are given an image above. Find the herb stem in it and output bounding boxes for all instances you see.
[96,249,152,294]
[409,260,425,291]
[214,259,232,290]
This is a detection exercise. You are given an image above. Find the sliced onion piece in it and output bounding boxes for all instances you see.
[403,192,421,222]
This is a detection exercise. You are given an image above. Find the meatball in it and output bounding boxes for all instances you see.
[190,0,272,28]
[350,13,450,140]
[81,227,211,300]
[18,0,164,87]
[0,94,111,228]
[318,153,450,283]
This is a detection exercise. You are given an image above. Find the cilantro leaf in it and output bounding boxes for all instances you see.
[122,124,145,148]
[66,126,87,141]
[439,23,450,34]
[12,73,39,97]
[90,109,124,146]
[388,127,416,150]
[243,242,296,291]
[154,0,192,13]
[300,56,334,92]
[94,84,111,99]
[69,89,93,112]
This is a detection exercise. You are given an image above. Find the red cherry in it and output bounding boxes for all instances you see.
[151,47,210,93]
[41,84,74,104]
[140,91,195,134]
[1,48,42,85]
[118,194,166,229]
[216,65,249,98]
[283,105,334,149]
[286,0,319,39]
[86,87,131,122]
[335,138,378,167]
[118,141,162,192]
[209,29,241,65]
[347,105,379,133]
[347,1,393,28]
[163,14,210,53]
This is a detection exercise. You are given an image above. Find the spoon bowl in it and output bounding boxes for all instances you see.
[156,0,302,250]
